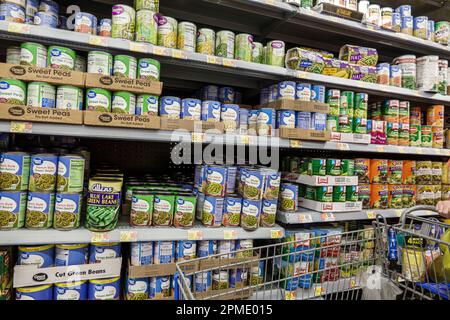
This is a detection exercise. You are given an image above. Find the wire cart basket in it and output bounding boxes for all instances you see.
[175,206,449,301]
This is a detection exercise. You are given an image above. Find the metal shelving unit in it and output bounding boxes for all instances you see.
[276,209,439,224]
[0,222,285,245]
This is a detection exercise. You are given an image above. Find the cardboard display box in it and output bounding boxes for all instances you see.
[85,73,163,95]
[160,118,224,133]
[260,99,330,113]
[13,258,122,288]
[84,111,161,129]
[0,63,85,87]
[283,172,359,186]
[279,128,331,141]
[0,104,83,124]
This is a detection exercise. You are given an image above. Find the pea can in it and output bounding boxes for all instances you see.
[157,15,177,48]
[86,88,112,112]
[57,155,85,193]
[332,186,346,202]
[113,55,137,78]
[326,89,340,116]
[27,82,56,108]
[316,186,333,202]
[20,42,47,67]
[346,186,358,202]
[130,190,153,227]
[6,46,21,65]
[421,125,432,148]
[177,21,197,52]
[112,91,136,114]
[197,28,215,55]
[0,152,30,191]
[266,40,285,67]
[56,85,83,110]
[135,9,158,44]
[135,0,158,11]
[136,94,158,116]
[137,58,160,81]
[326,159,342,176]
[47,46,76,70]
[111,4,136,40]
[87,51,113,76]
[25,192,55,229]
[235,34,253,62]
[0,191,27,229]
[305,186,315,200]
[409,125,421,146]
[251,42,263,63]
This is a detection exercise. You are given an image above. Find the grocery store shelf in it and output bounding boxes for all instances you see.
[277,209,439,225]
[0,221,285,245]
[1,22,450,103]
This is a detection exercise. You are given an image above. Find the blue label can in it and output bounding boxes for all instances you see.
[392,12,401,31]
[131,242,154,266]
[39,0,59,18]
[202,85,219,101]
[269,84,278,102]
[202,196,224,227]
[88,277,121,300]
[277,81,296,100]
[195,271,212,292]
[219,87,235,104]
[34,11,58,28]
[160,96,181,119]
[230,268,248,288]
[181,98,201,120]
[176,241,197,261]
[26,192,55,229]
[241,199,262,231]
[126,276,149,300]
[54,280,88,300]
[414,16,428,39]
[234,91,242,104]
[401,16,413,34]
[0,3,25,23]
[221,104,240,131]
[150,276,171,299]
[153,241,175,264]
[297,111,311,129]
[204,165,227,197]
[276,110,296,129]
[16,284,53,300]
[427,20,435,41]
[0,191,27,229]
[388,228,398,261]
[260,87,270,105]
[395,5,411,17]
[296,83,311,101]
[312,113,327,131]
[55,243,89,266]
[197,240,217,257]
[239,108,249,130]
[54,193,82,230]
[18,244,55,268]
[89,242,121,263]
[201,100,221,122]
[98,18,112,37]
[256,108,276,136]
[0,151,31,191]
[222,195,242,227]
[29,153,58,192]
[26,0,39,17]
[311,85,325,103]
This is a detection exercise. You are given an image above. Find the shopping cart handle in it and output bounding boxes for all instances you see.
[400,205,438,227]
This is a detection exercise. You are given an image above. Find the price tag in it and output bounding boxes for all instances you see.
[188,230,203,240]
[293,70,308,79]
[395,209,403,217]
[224,230,238,240]
[285,291,296,300]
[89,35,108,46]
[222,58,236,68]
[298,214,313,223]
[321,213,335,222]
[152,47,169,56]
[120,231,138,242]
[265,0,275,4]
[350,279,356,288]
[366,211,376,219]
[240,135,249,145]
[206,55,222,65]
[10,121,32,133]
[398,147,406,154]
[91,232,110,243]
[129,42,148,53]
[337,142,350,150]
[172,49,188,60]
[8,23,30,34]
[314,286,323,296]
[376,145,385,152]
[191,132,204,143]
[290,140,302,148]
[270,229,283,239]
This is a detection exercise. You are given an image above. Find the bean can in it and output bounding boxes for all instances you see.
[137,58,160,81]
[29,154,57,192]
[88,277,121,300]
[160,96,181,119]
[235,34,253,62]
[56,155,85,193]
[86,88,111,112]
[25,192,55,229]
[135,9,158,44]
[260,199,277,227]
[157,15,177,48]
[181,98,201,120]
[197,28,215,55]
[112,4,136,40]
[202,196,224,227]
[113,55,137,78]
[74,12,98,35]
[174,193,196,228]
[153,193,174,226]
[55,244,88,266]
[89,243,121,263]
[0,152,30,191]
[222,195,241,227]
[154,241,175,264]
[0,191,27,229]
[16,284,53,300]
[54,281,88,300]
[53,193,82,230]
[177,21,197,52]
[130,189,153,227]
[131,242,154,266]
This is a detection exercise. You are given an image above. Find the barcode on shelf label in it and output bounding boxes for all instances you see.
[298,214,313,223]
[337,143,350,150]
[89,35,108,46]
[206,55,222,65]
[367,211,376,219]
[120,231,138,242]
[354,134,363,140]
[224,230,238,240]
[10,121,32,133]
[346,202,357,208]
[172,49,188,60]
[270,230,283,239]
[188,230,203,240]
[285,291,296,300]
[290,140,302,148]
[129,42,148,52]
[321,213,335,221]
[334,177,346,184]
[91,232,111,243]
[222,58,236,67]
[8,23,31,34]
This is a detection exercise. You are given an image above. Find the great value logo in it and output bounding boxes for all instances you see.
[33,272,48,282]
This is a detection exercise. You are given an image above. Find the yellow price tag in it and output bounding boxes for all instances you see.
[314,286,322,296]
[152,47,169,56]
[188,230,203,241]
[294,70,308,79]
[7,23,30,34]
[337,142,350,150]
[290,140,302,148]
[240,135,249,145]
[395,209,403,217]
[270,230,283,239]
[265,0,275,4]
[285,291,296,300]
[191,132,204,143]
[321,213,335,222]
[91,232,110,243]
[172,49,187,60]
[376,145,385,152]
[89,35,108,46]
[350,279,356,288]
[10,121,32,133]
[398,147,406,154]
[366,211,376,219]
[222,58,236,68]
[120,231,138,242]
[224,230,238,240]
[298,214,313,223]
[206,55,222,65]
[129,42,148,53]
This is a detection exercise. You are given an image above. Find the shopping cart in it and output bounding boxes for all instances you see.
[373,205,449,300]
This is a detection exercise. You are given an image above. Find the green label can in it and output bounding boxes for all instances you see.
[136,94,158,115]
[421,125,432,147]
[308,158,326,176]
[112,91,136,114]
[53,193,82,230]
[346,185,358,202]
[57,155,85,193]
[112,4,136,41]
[266,40,285,67]
[27,82,56,108]
[135,9,158,44]
[327,115,338,132]
[157,15,178,48]
[305,186,316,200]
[316,186,333,202]
[353,118,367,134]
[135,0,159,11]
[47,46,76,70]
[197,28,215,55]
[177,21,197,52]
[435,21,450,44]
[114,55,137,78]
[325,89,340,116]
[131,190,154,227]
[0,152,30,191]
[251,42,263,63]
[354,93,368,118]
[174,194,196,228]
[339,91,354,117]
[235,34,253,62]
[338,115,352,133]
[341,159,355,176]
[215,30,235,59]
[332,186,346,202]
[153,193,175,226]
[87,51,113,76]
[20,42,47,67]
[0,78,26,105]
[56,85,83,110]
[326,159,342,176]
[137,58,160,81]
[86,88,112,112]
[409,124,421,146]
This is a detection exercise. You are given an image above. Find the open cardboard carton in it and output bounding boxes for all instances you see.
[160,118,224,133]
[13,258,122,288]
[279,128,331,141]
[0,103,83,124]
[0,63,85,87]
[85,73,163,95]
[259,99,330,113]
[84,111,161,129]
